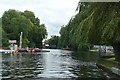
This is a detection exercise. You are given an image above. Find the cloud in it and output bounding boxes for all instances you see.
[0,0,79,38]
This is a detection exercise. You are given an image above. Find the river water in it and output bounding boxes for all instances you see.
[1,49,113,79]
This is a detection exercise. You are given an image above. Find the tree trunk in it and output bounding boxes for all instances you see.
[112,43,120,61]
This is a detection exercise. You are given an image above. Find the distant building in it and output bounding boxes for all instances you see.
[93,45,114,54]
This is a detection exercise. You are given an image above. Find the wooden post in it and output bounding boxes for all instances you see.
[19,32,23,49]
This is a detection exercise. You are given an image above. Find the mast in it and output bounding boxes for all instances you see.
[19,32,23,49]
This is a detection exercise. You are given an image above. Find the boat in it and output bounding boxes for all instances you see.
[18,48,50,52]
[62,48,71,50]
[18,48,27,52]
[33,48,41,52]
[0,49,14,53]
[18,32,50,53]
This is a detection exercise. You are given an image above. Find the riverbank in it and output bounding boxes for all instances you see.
[96,54,120,78]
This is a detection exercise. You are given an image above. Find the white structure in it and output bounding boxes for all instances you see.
[93,45,114,54]
[19,32,23,49]
[0,49,14,53]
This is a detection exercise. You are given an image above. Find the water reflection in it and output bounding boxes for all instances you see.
[2,49,110,79]
[38,49,76,78]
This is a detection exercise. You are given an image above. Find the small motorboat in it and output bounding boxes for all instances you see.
[33,48,41,52]
[62,48,71,50]
[18,48,27,52]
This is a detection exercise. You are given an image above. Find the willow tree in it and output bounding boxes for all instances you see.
[60,2,120,61]
[59,3,93,50]
[77,2,120,61]
[59,26,69,48]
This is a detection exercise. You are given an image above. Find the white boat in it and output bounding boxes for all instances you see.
[0,49,14,53]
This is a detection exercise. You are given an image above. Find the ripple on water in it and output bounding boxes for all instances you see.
[37,73,77,78]
[2,50,112,79]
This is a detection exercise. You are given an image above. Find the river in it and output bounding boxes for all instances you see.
[1,49,114,80]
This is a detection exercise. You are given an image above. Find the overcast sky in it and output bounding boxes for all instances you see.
[0,0,79,39]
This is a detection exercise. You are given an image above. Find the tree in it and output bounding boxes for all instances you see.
[2,9,47,48]
[0,18,2,47]
[59,3,93,50]
[77,2,120,61]
[59,2,120,61]
[2,9,33,47]
[21,10,47,48]
[0,18,9,47]
[59,25,69,48]
[47,35,60,49]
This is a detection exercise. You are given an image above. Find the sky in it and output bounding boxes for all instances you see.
[0,0,79,39]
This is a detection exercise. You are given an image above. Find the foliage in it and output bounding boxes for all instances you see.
[0,18,9,47]
[2,9,47,48]
[59,2,120,61]
[78,43,90,51]
[59,3,93,50]
[46,35,60,48]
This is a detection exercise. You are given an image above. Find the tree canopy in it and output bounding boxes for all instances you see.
[44,35,60,49]
[2,9,47,48]
[59,2,120,61]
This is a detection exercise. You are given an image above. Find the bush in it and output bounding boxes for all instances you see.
[78,43,90,51]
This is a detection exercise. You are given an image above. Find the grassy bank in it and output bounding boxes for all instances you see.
[96,54,120,77]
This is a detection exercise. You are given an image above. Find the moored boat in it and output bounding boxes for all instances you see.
[62,48,71,50]
[0,49,14,53]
